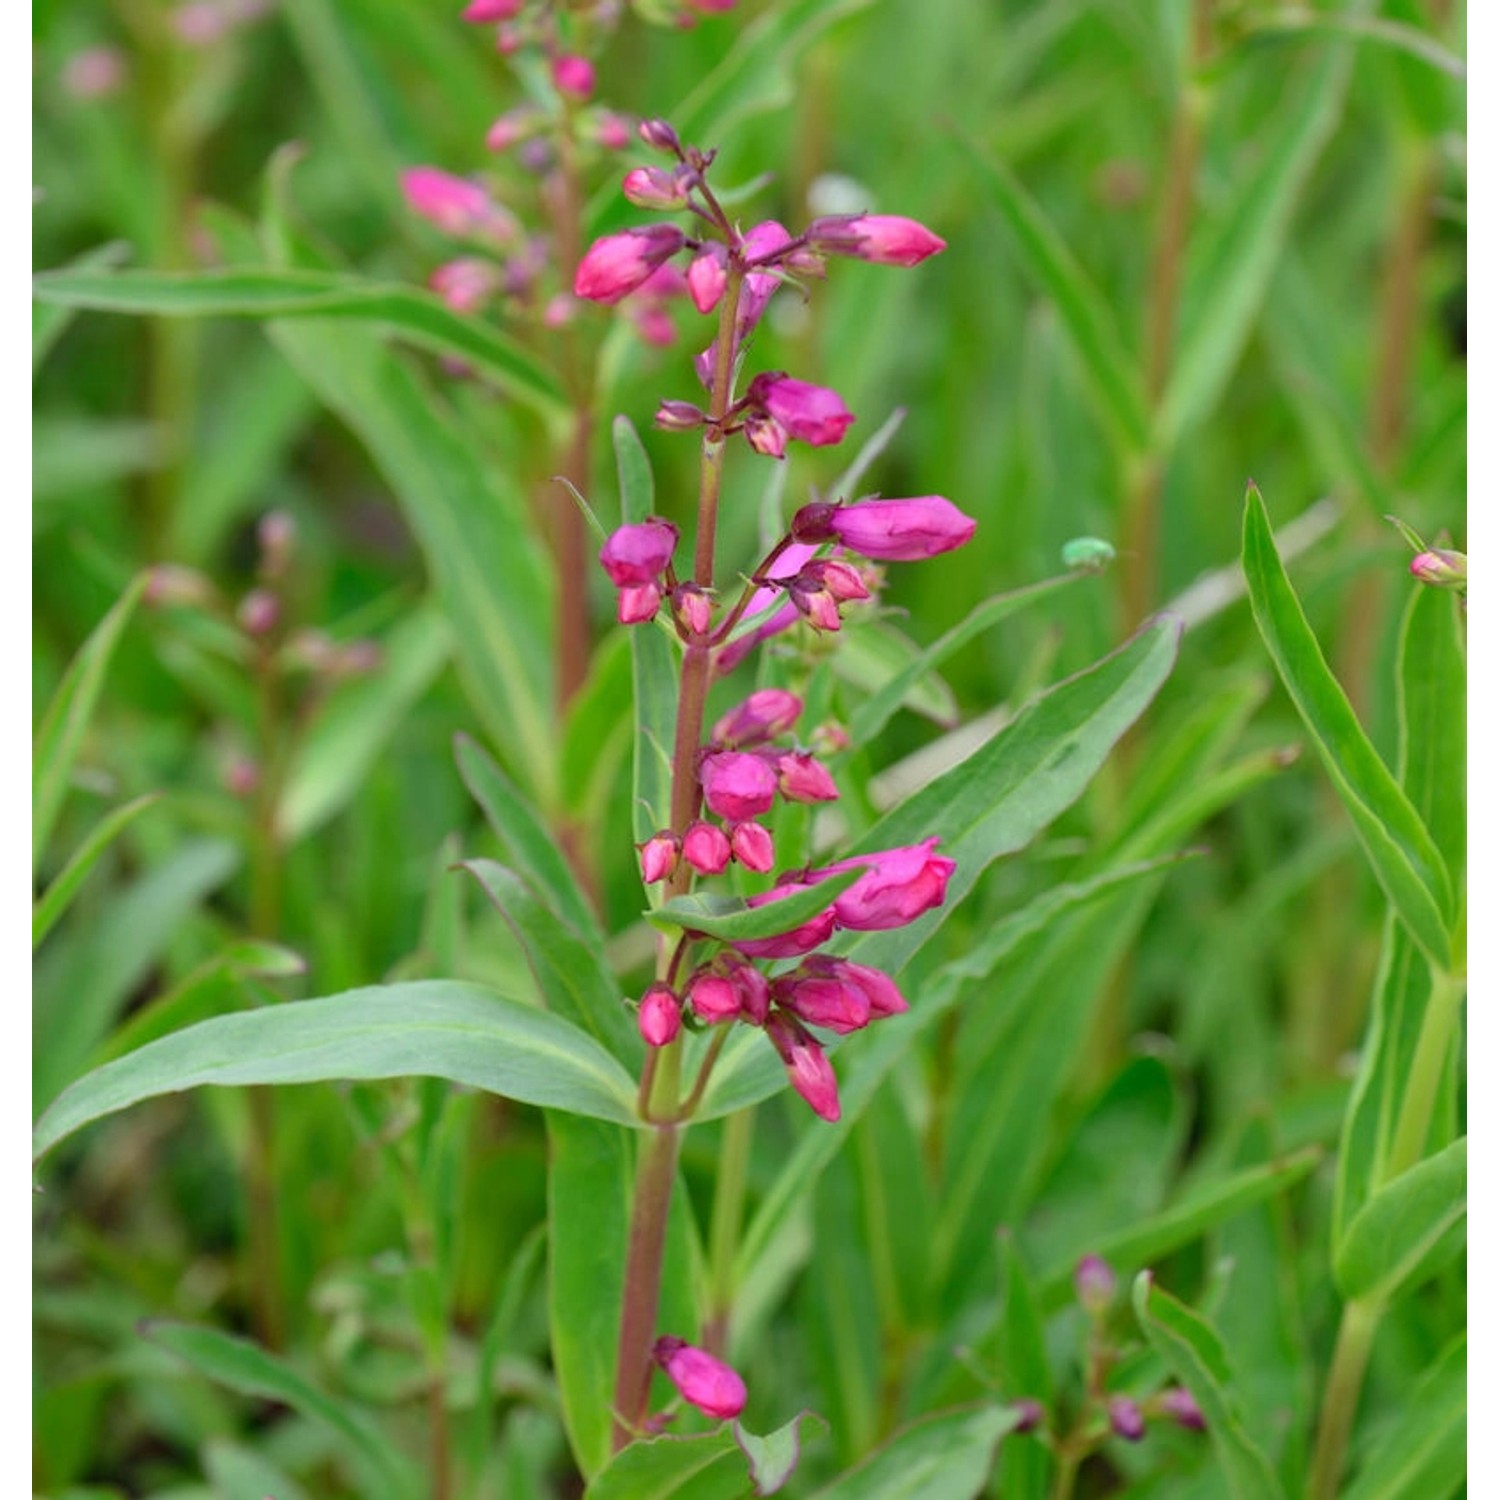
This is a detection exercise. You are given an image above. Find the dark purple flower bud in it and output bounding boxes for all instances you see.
[765,1012,841,1121]
[749,373,856,448]
[1159,1387,1205,1431]
[793,497,976,561]
[1011,1399,1046,1435]
[1108,1396,1146,1443]
[806,213,947,267]
[1074,1253,1117,1314]
[652,1337,747,1420]
[682,820,733,876]
[599,518,678,587]
[574,225,686,304]
[638,984,682,1047]
[639,832,679,884]
[638,117,683,155]
[623,165,689,210]
[700,751,778,822]
[712,689,803,748]
[776,752,839,804]
[730,820,775,872]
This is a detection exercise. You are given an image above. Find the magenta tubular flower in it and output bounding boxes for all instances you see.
[714,599,801,675]
[750,374,856,447]
[735,889,837,958]
[687,972,741,1024]
[600,518,678,587]
[429,258,499,314]
[776,752,839,804]
[778,973,871,1035]
[617,583,663,624]
[575,224,686,304]
[682,820,732,876]
[700,751,778,822]
[824,837,956,931]
[712,689,803,748]
[806,956,908,1018]
[724,957,771,1023]
[401,167,515,241]
[551,53,595,99]
[687,247,729,314]
[652,1337,747,1420]
[765,1012,841,1121]
[807,213,947,267]
[639,832,679,884]
[737,220,793,334]
[730,820,775,873]
[638,984,682,1047]
[795,497,976,561]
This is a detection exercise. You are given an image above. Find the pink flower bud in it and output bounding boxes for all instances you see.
[730,821,775,872]
[725,957,771,1024]
[804,956,907,1018]
[699,751,778,822]
[1158,1387,1205,1431]
[794,497,976,561]
[765,1012,841,1121]
[682,820,732,876]
[823,837,956,931]
[737,221,792,336]
[623,166,689,210]
[400,167,516,242]
[594,111,634,151]
[776,752,839,804]
[749,374,856,448]
[638,984,682,1047]
[686,246,729,314]
[735,888,837,958]
[652,1337,747,1420]
[674,585,713,636]
[429,258,500,313]
[485,106,540,153]
[639,832,679,884]
[743,415,789,460]
[806,213,947,267]
[617,583,663,624]
[778,973,870,1034]
[687,972,741,1023]
[237,589,279,637]
[788,579,843,633]
[63,46,128,100]
[638,117,683,155]
[574,225,686,305]
[805,559,870,602]
[1108,1396,1146,1443]
[1410,548,1466,588]
[462,0,522,19]
[712,689,803,748]
[657,399,707,432]
[551,53,595,99]
[1075,1253,1117,1314]
[599,518,678,586]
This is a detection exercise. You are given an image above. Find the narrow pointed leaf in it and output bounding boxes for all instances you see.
[651,868,860,944]
[807,1405,1021,1500]
[33,241,129,378]
[32,792,161,949]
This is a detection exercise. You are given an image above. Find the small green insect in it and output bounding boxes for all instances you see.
[1061,536,1116,574]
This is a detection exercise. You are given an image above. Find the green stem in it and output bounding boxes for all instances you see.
[1384,965,1464,1183]
[1306,1297,1381,1500]
[702,1108,754,1357]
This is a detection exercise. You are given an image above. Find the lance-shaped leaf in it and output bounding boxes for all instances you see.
[807,1405,1022,1500]
[1241,485,1454,968]
[32,981,642,1163]
[32,792,161,949]
[651,868,860,945]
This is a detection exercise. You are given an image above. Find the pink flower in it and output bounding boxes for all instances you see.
[730,821,775,872]
[599,518,678,586]
[617,583,663,624]
[699,751,778,822]
[575,225,686,304]
[652,1337,747,1420]
[639,832,679,884]
[429,258,499,314]
[750,374,856,448]
[551,53,595,99]
[687,972,741,1024]
[807,213,947,267]
[682,820,732,876]
[712,689,803,748]
[1410,548,1466,588]
[777,973,870,1034]
[821,838,956,930]
[725,957,771,1024]
[638,984,682,1047]
[462,0,522,19]
[776,752,839,803]
[623,166,688,210]
[765,1012,841,1120]
[743,416,789,459]
[674,585,713,636]
[713,599,800,675]
[734,889,837,959]
[794,497,976,561]
[401,167,515,241]
[687,247,728,313]
[804,956,908,1018]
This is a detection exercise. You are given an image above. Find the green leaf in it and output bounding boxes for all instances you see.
[32,574,145,875]
[1241,484,1453,967]
[1340,1334,1466,1500]
[965,145,1151,453]
[457,734,604,948]
[1159,37,1355,447]
[32,792,161,949]
[807,1405,1021,1500]
[31,265,567,419]
[991,1237,1053,1500]
[830,622,959,728]
[651,868,861,944]
[145,1322,416,1498]
[461,859,640,1068]
[33,981,642,1163]
[1334,1137,1465,1304]
[733,1412,828,1496]
[276,601,451,841]
[584,1430,746,1500]
[203,1439,309,1500]
[615,416,679,847]
[1131,1274,1285,1500]
[33,240,129,378]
